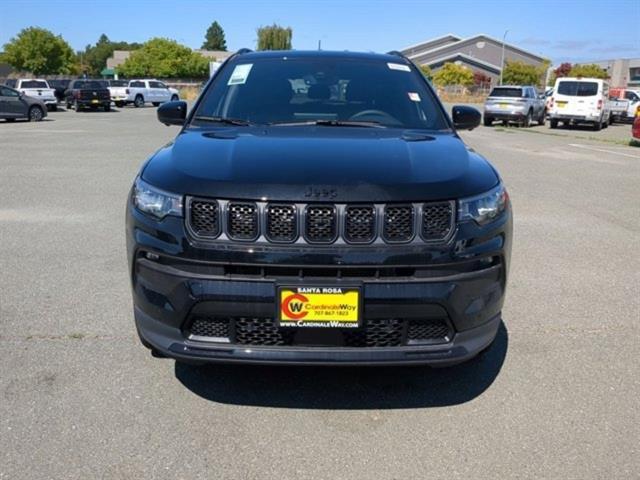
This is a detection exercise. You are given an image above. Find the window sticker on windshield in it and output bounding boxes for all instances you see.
[387,62,411,72]
[408,92,421,102]
[228,64,253,85]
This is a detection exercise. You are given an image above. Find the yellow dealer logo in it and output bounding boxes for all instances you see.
[279,287,360,328]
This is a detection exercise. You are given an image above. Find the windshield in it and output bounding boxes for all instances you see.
[194,56,449,130]
[489,87,522,98]
[557,81,599,97]
[109,80,127,86]
[22,80,48,88]
[73,80,105,89]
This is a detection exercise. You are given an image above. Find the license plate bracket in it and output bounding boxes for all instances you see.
[277,285,362,328]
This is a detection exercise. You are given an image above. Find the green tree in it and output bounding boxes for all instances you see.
[569,63,608,79]
[432,63,473,87]
[1,27,76,74]
[502,60,547,87]
[418,65,432,80]
[81,34,141,76]
[118,38,209,78]
[202,21,227,50]
[256,24,292,50]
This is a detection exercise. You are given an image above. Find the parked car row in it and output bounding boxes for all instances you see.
[107,79,180,108]
[1,77,182,121]
[483,78,640,132]
[0,84,48,121]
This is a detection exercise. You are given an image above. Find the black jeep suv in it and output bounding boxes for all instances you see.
[126,50,512,366]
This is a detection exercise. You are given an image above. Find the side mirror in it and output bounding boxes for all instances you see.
[452,105,481,131]
[157,100,187,126]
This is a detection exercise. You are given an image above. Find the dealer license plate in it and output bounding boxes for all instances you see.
[91,99,99,104]
[557,102,567,108]
[499,103,508,109]
[278,286,360,328]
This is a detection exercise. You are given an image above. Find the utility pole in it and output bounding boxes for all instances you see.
[500,30,509,85]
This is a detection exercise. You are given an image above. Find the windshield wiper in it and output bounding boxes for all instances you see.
[269,119,386,128]
[192,115,253,126]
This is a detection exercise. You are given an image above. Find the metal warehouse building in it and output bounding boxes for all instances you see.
[401,33,547,85]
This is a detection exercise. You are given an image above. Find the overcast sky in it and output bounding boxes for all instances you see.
[1,0,638,64]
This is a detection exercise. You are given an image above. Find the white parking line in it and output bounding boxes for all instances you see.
[568,143,640,159]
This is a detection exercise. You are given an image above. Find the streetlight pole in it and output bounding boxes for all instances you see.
[500,30,509,85]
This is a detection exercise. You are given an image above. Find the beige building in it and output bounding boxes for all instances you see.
[574,58,640,89]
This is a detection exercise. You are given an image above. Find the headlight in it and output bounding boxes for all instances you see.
[458,183,509,225]
[132,177,183,220]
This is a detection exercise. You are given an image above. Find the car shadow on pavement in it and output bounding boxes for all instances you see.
[174,321,508,409]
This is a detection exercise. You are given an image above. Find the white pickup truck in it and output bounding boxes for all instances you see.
[15,79,58,111]
[109,79,180,108]
[610,89,640,123]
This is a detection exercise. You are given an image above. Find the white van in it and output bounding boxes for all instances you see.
[548,77,611,130]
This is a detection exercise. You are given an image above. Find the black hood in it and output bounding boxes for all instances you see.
[142,126,498,202]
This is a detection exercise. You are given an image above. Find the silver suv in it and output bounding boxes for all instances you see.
[483,85,546,127]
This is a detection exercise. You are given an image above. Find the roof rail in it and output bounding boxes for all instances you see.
[386,50,408,59]
[235,48,253,55]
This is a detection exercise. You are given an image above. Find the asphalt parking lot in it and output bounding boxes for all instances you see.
[1,106,639,479]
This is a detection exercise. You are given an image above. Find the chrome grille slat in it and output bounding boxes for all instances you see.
[185,197,454,245]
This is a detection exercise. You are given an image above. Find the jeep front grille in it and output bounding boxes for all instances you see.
[186,198,454,245]
[189,199,220,237]
[266,204,297,242]
[344,205,376,243]
[305,205,337,243]
[422,202,454,241]
[227,202,258,240]
[383,205,414,242]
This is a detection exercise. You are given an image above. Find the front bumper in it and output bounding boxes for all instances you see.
[127,202,512,366]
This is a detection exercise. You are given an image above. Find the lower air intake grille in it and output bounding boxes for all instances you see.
[422,202,454,240]
[345,205,376,243]
[189,199,220,237]
[235,318,294,346]
[407,319,451,343]
[189,317,230,338]
[266,204,297,242]
[383,205,414,242]
[305,205,337,243]
[228,203,258,240]
[343,319,404,347]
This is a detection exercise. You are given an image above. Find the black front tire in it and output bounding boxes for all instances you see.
[75,101,82,112]
[152,102,160,107]
[115,101,124,108]
[550,118,558,129]
[28,106,44,122]
[483,116,493,127]
[134,95,144,108]
[538,110,546,126]
[593,119,602,131]
[48,104,57,112]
